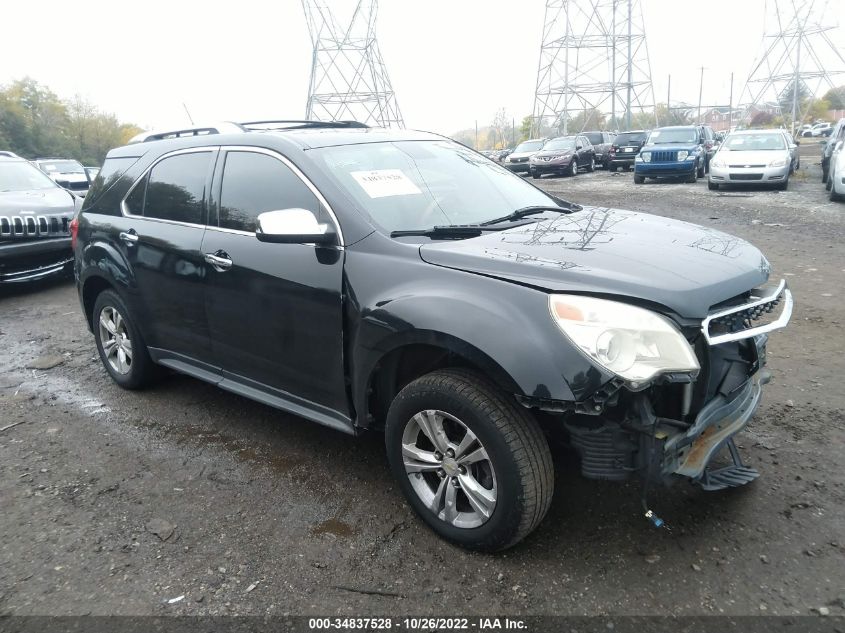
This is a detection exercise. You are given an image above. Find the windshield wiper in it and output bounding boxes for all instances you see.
[480,202,581,226]
[390,224,494,239]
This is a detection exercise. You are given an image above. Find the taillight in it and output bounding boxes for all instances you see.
[70,217,79,251]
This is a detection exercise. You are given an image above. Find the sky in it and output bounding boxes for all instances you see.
[1,0,843,135]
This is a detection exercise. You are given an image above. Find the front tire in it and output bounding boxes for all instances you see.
[831,175,844,202]
[93,290,158,389]
[385,369,553,552]
[708,180,719,190]
[633,174,645,184]
[569,160,578,177]
[587,157,595,172]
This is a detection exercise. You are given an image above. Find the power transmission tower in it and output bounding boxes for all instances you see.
[531,0,656,136]
[302,0,404,128]
[741,0,845,131]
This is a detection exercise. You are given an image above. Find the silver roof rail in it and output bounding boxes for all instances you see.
[127,122,247,144]
[240,120,369,131]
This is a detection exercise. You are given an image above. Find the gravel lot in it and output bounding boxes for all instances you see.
[1,141,843,619]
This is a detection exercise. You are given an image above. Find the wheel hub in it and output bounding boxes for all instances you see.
[441,456,459,477]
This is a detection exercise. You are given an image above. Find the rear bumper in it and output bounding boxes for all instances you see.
[0,238,73,283]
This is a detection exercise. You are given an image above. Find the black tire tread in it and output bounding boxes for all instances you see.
[395,368,553,549]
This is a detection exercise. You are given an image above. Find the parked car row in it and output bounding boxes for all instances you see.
[824,118,845,203]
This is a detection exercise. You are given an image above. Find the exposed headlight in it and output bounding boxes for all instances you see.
[768,158,787,168]
[640,152,651,163]
[548,295,699,387]
[711,158,725,168]
[677,150,689,161]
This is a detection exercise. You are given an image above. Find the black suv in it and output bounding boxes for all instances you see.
[606,130,648,171]
[581,130,615,168]
[1,157,78,283]
[75,121,792,551]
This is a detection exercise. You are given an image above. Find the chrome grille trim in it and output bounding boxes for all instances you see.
[0,214,72,240]
[702,279,793,345]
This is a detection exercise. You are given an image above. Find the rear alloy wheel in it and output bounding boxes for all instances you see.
[569,160,578,177]
[385,369,553,551]
[93,290,158,389]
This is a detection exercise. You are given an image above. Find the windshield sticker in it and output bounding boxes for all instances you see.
[351,169,422,198]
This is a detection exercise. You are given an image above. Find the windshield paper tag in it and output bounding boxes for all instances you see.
[351,169,422,198]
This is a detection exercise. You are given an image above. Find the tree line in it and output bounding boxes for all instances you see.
[0,77,142,166]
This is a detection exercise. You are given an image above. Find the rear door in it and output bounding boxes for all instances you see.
[200,147,350,425]
[119,148,217,367]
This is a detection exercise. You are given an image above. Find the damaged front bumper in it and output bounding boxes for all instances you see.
[665,368,768,480]
[558,281,792,490]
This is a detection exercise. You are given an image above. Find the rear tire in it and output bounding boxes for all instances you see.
[92,290,159,390]
[831,176,844,202]
[385,369,554,552]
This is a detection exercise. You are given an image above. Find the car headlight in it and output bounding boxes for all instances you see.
[711,158,725,168]
[677,150,689,161]
[639,152,651,163]
[768,158,787,168]
[549,294,699,388]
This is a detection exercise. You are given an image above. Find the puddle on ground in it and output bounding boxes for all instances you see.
[311,518,354,537]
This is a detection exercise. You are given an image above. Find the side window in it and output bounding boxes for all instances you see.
[218,151,320,233]
[124,173,147,216]
[143,152,211,224]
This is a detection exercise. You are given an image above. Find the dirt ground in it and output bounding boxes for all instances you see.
[1,141,843,619]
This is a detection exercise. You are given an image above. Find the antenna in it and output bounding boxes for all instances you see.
[302,0,404,128]
[740,0,845,131]
[532,0,656,136]
[182,103,195,125]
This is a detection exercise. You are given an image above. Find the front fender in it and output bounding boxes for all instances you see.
[345,244,614,420]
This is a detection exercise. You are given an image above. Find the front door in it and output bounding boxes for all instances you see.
[201,148,349,424]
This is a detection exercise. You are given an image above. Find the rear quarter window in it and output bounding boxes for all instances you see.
[84,156,142,208]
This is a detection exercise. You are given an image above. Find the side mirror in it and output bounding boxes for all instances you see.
[255,208,336,245]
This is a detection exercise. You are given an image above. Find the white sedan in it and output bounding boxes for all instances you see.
[708,130,794,191]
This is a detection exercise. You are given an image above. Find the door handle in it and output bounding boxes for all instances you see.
[204,251,233,272]
[119,230,138,246]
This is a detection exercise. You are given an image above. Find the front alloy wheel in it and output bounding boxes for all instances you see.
[402,410,497,528]
[386,369,553,551]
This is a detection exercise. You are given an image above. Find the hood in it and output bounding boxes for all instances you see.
[0,187,76,214]
[509,150,539,160]
[418,207,770,319]
[532,149,573,160]
[644,143,699,152]
[49,172,88,183]
[715,149,788,165]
